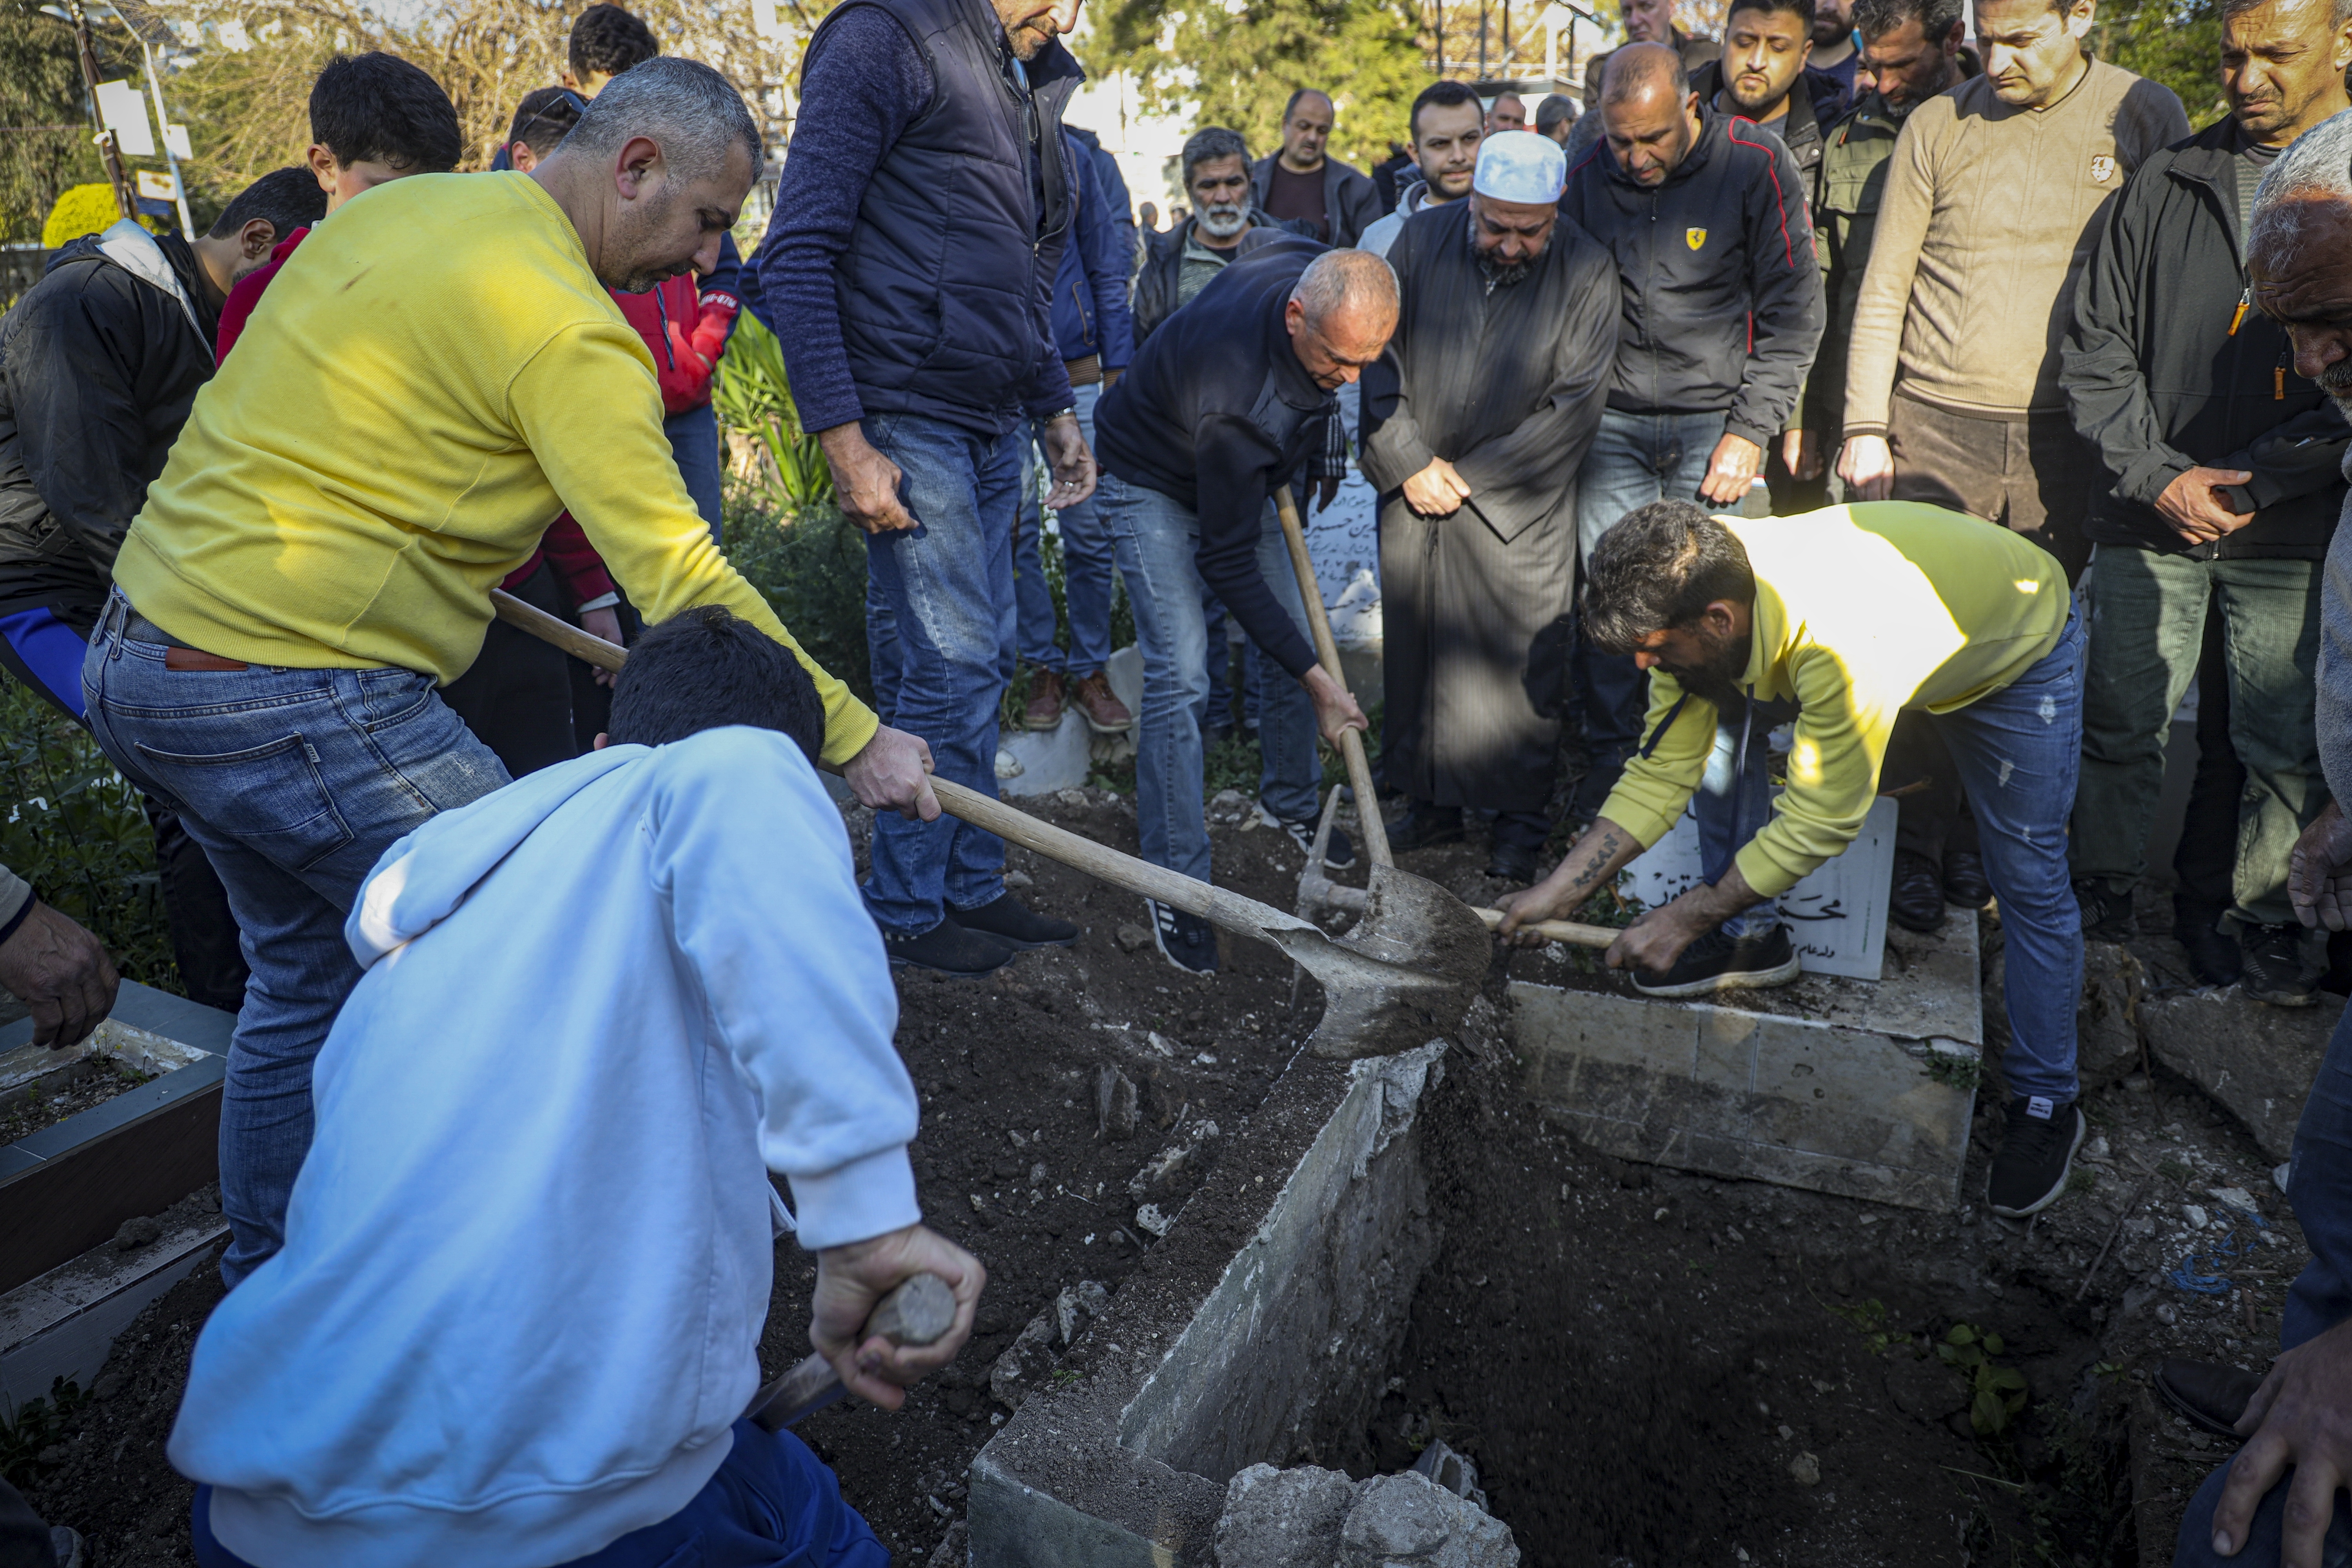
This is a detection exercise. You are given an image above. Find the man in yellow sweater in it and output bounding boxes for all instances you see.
[1496,499,2090,1218]
[80,58,936,1286]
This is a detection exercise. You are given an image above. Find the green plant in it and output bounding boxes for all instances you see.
[720,487,874,708]
[713,314,836,512]
[0,1376,84,1488]
[0,679,178,989]
[1926,1051,1984,1091]
[1939,1323,2029,1436]
[1825,1296,1903,1357]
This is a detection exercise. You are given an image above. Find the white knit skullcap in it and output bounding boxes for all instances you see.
[1472,130,1567,205]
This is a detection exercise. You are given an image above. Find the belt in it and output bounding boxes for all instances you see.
[116,597,248,671]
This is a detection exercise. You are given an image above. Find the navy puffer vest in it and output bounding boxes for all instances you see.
[812,0,1081,428]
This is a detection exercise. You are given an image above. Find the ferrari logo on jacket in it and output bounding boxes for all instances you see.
[1686,227,1707,250]
[2089,154,2115,184]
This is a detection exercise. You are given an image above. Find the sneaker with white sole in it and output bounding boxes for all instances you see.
[1269,810,1356,870]
[1987,1096,2086,1218]
[1630,925,1800,998]
[1148,898,1220,975]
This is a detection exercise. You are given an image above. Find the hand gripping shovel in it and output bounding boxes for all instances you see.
[488,590,1485,1058]
[745,1271,956,1430]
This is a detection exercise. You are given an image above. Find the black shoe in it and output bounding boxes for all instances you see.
[2241,923,2319,1007]
[1387,807,1465,853]
[1889,849,1947,934]
[1986,1097,2086,1218]
[1632,924,1801,998]
[2154,1358,2262,1439]
[1276,813,1356,870]
[1943,849,1991,909]
[1486,839,1539,885]
[951,891,1078,950]
[2173,905,2244,988]
[1147,899,1220,975]
[2074,879,2135,943]
[882,919,1019,977]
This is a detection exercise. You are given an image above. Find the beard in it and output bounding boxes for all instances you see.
[1476,249,1540,287]
[2321,359,2352,425]
[601,190,690,294]
[1197,200,1249,239]
[1659,626,1752,711]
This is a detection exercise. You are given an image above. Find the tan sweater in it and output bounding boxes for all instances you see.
[1842,58,2187,432]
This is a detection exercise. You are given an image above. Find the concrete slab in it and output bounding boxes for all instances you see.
[967,1043,1448,1566]
[2143,989,2341,1163]
[0,1213,225,1410]
[1511,909,1983,1211]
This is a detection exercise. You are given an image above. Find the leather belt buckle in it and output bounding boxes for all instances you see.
[164,648,249,673]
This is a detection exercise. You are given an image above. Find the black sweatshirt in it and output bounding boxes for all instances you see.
[1094,237,1332,679]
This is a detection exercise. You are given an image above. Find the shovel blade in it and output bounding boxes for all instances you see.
[1296,864,1493,1060]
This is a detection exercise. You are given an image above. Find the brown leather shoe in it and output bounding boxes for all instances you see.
[1070,669,1134,732]
[2155,1357,2263,1438]
[1023,668,1067,729]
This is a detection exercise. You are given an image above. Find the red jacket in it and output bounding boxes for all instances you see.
[212,225,617,608]
[612,271,739,415]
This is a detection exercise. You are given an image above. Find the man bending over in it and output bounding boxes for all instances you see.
[171,606,978,1568]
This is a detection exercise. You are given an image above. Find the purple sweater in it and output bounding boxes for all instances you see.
[749,9,1071,436]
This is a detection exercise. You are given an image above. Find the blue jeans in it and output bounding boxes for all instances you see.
[1011,382,1116,675]
[192,1422,887,1568]
[1101,471,1321,883]
[1574,408,1726,760]
[861,412,1022,934]
[81,591,509,1285]
[2174,1002,2352,1565]
[1692,698,1797,940]
[666,401,725,549]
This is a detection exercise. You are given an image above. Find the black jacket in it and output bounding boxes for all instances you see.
[2063,118,2347,558]
[1558,104,1824,446]
[1132,214,1306,342]
[1095,236,1334,679]
[1687,62,1848,180]
[1247,153,1383,247]
[0,224,220,630]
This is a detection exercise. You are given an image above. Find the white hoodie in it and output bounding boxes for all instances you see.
[1356,178,1446,260]
[169,728,917,1568]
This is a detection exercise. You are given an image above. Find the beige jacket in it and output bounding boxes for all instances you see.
[1842,58,2187,432]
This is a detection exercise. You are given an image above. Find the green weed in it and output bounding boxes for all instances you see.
[1939,1323,2029,1436]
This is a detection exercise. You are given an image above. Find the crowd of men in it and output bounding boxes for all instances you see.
[10,0,2352,1557]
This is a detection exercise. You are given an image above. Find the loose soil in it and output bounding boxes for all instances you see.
[0,1059,156,1146]
[14,799,2321,1567]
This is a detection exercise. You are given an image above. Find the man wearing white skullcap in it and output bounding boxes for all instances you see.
[1359,131,1620,883]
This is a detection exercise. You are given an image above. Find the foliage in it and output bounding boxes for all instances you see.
[1939,1322,2030,1436]
[712,311,835,512]
[42,183,143,247]
[1083,0,1429,169]
[1825,1294,1904,1357]
[0,0,145,245]
[0,679,180,989]
[0,1376,86,1489]
[721,486,875,709]
[1926,1049,1983,1091]
[2098,0,2227,129]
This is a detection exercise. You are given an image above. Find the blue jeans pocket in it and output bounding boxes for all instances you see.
[133,733,354,871]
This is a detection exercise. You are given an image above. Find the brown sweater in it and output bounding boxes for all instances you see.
[1842,58,2187,432]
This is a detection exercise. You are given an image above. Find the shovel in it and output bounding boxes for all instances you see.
[488,590,1483,1059]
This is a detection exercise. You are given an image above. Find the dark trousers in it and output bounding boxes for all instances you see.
[440,561,579,779]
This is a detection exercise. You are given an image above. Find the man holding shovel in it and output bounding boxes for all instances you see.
[81,61,936,1289]
[1495,499,2089,1220]
[1092,241,1386,975]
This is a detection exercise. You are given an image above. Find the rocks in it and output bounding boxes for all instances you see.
[111,1215,160,1251]
[2142,991,2339,1162]
[1053,1279,1109,1345]
[989,1313,1058,1410]
[1096,1063,1140,1140]
[1215,1464,1519,1568]
[2181,1204,2210,1230]
[2076,942,2147,1090]
[1883,1355,1964,1425]
[1114,923,1151,954]
[1788,1451,1821,1486]
[1207,789,1254,826]
[1133,1202,1173,1237]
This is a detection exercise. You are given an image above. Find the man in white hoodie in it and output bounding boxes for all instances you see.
[1359,81,1487,260]
[170,606,981,1568]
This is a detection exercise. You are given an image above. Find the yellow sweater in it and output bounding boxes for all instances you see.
[1600,503,2069,898]
[112,172,878,766]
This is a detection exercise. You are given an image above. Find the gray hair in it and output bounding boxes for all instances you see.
[2225,0,2352,26]
[1181,126,1253,187]
[2250,107,2352,256]
[1535,92,1577,131]
[1289,248,1398,325]
[563,55,762,186]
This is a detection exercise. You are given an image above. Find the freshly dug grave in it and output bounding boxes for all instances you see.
[18,793,1332,1566]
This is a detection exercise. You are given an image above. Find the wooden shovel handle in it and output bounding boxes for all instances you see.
[1473,907,1621,950]
[1271,489,1390,869]
[488,590,1322,951]
[746,1271,958,1432]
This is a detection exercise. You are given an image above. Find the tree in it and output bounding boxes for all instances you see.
[2098,0,2226,128]
[1085,0,1428,169]
[0,0,142,245]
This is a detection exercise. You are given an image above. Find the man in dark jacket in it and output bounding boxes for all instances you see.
[1013,125,1137,735]
[1361,132,1618,884]
[1559,42,1823,818]
[1691,0,1848,182]
[2061,0,2352,1006]
[1067,124,1136,281]
[0,167,323,1011]
[1248,89,1383,247]
[1582,0,1721,107]
[1136,127,1308,341]
[1093,242,1379,974]
[750,0,1093,977]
